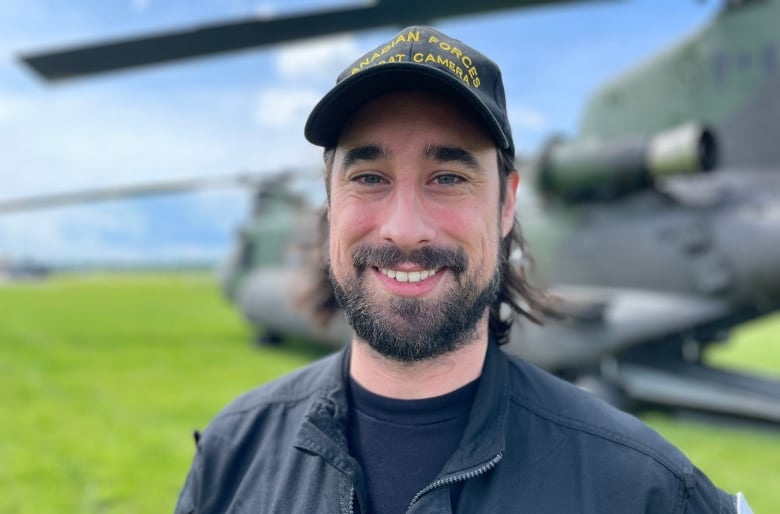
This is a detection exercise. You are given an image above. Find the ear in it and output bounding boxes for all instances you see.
[500,171,520,238]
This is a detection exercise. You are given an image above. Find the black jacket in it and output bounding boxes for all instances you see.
[175,341,736,513]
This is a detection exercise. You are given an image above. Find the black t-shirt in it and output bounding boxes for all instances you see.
[347,376,479,514]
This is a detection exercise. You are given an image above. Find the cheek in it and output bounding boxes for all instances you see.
[330,200,376,242]
[436,210,471,238]
[435,204,500,248]
[438,204,503,278]
[328,200,378,276]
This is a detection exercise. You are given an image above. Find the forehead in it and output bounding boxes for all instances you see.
[335,90,496,154]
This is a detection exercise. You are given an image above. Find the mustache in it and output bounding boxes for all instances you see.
[352,244,467,275]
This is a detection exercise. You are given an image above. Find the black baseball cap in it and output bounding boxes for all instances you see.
[304,26,515,155]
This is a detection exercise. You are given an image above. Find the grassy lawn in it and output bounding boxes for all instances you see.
[644,315,780,514]
[1,272,777,513]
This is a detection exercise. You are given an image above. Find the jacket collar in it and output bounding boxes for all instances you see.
[293,345,368,509]
[439,337,510,475]
[294,338,510,476]
[293,345,354,472]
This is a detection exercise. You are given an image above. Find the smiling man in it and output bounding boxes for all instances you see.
[175,26,744,514]
[328,89,514,370]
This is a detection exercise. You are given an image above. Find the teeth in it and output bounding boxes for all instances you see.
[379,268,437,283]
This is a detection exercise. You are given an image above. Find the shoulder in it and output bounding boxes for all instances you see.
[175,351,347,513]
[503,352,688,471]
[499,352,735,512]
[202,350,345,443]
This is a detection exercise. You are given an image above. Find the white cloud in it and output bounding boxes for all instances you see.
[0,83,321,263]
[0,204,145,262]
[0,90,29,123]
[274,35,360,82]
[509,104,548,131]
[0,195,247,265]
[253,87,322,127]
[0,87,264,196]
[130,0,151,12]
[186,190,250,233]
[253,2,276,18]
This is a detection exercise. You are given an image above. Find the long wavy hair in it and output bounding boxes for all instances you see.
[300,147,551,344]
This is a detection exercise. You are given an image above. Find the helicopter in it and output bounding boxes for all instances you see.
[8,0,780,424]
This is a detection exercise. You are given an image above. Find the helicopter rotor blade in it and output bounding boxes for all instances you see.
[0,169,318,214]
[19,0,606,82]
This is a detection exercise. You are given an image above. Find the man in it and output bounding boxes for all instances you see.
[176,26,746,513]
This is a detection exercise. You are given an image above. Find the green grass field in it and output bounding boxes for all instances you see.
[1,272,778,513]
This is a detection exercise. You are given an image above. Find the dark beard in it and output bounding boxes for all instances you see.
[330,244,502,363]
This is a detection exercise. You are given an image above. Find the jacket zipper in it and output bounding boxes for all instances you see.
[405,452,503,512]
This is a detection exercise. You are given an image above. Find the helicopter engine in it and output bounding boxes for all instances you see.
[535,123,718,202]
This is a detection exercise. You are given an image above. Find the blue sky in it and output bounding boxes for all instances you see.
[0,0,720,266]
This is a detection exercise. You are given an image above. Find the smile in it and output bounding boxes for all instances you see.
[378,267,439,283]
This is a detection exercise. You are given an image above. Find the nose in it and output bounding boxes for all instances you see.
[378,184,436,250]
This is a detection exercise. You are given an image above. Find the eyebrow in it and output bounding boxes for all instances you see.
[342,145,389,168]
[423,144,481,170]
[340,143,482,170]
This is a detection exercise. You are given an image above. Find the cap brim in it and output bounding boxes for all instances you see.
[304,63,511,152]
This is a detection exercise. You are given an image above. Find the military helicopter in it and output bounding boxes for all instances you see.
[9,0,780,424]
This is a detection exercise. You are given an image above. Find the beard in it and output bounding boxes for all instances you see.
[330,243,502,363]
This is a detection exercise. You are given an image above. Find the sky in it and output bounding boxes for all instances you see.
[0,0,721,267]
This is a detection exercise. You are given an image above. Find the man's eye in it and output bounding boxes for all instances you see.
[434,174,464,185]
[354,174,385,185]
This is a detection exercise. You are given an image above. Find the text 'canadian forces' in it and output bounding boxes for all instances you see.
[350,30,481,88]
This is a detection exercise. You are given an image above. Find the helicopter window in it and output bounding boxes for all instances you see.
[237,231,254,268]
[710,43,778,84]
[711,54,726,84]
[738,51,752,71]
[605,90,622,107]
[763,43,777,73]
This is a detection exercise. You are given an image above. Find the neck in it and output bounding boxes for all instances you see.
[348,319,489,399]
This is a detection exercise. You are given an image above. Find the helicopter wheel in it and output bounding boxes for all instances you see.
[254,330,283,347]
